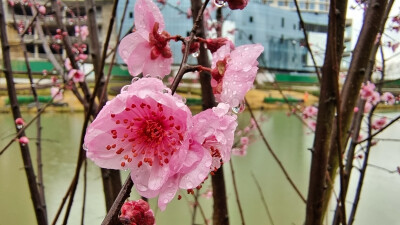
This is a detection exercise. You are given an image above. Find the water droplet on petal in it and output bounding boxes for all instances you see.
[120,85,129,93]
[163,199,169,204]
[243,65,252,72]
[186,181,193,189]
[232,100,245,114]
[214,0,226,7]
[82,143,88,151]
[191,50,199,58]
[181,97,187,103]
[131,77,140,83]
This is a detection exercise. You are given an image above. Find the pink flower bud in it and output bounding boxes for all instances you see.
[15,117,25,126]
[38,5,46,14]
[119,200,155,225]
[19,136,29,144]
[206,38,233,53]
[227,0,249,10]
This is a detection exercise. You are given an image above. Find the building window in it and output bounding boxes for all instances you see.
[249,16,253,23]
[281,18,285,28]
[293,24,296,30]
[309,3,315,10]
[278,1,285,6]
[26,44,35,53]
[249,34,253,41]
[129,12,133,18]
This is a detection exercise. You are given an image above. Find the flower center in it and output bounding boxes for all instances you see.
[106,98,185,168]
[148,22,172,60]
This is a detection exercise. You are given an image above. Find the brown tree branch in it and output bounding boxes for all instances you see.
[0,0,48,224]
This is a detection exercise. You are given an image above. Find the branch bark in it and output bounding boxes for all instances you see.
[0,1,48,224]
[305,0,347,224]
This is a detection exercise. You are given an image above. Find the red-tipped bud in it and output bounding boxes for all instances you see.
[15,117,25,126]
[227,0,248,10]
[19,136,29,144]
[119,200,155,225]
[206,38,233,53]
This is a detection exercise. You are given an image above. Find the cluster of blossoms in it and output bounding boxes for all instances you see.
[84,0,263,215]
[302,106,318,131]
[14,118,29,144]
[356,81,396,114]
[231,115,266,156]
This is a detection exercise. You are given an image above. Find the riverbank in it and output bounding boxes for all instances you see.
[0,86,319,113]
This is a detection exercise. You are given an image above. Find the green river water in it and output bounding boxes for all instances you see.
[0,111,399,225]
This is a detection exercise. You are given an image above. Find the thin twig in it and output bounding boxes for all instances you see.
[293,0,321,83]
[250,172,275,225]
[229,159,245,225]
[80,159,88,225]
[245,98,306,203]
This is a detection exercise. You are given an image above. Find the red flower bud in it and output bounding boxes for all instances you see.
[227,0,249,10]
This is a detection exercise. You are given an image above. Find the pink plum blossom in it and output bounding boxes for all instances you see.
[372,117,387,130]
[307,120,316,132]
[240,136,249,145]
[201,188,213,199]
[68,69,85,83]
[84,78,234,210]
[80,26,89,41]
[364,102,373,113]
[302,106,318,119]
[38,5,46,15]
[381,92,395,105]
[191,103,237,171]
[232,145,248,156]
[64,58,72,71]
[369,91,381,105]
[354,107,359,113]
[118,0,173,78]
[211,43,264,108]
[119,199,155,225]
[51,87,63,101]
[360,81,376,100]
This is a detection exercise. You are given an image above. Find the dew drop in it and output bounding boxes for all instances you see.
[120,85,129,93]
[214,0,226,7]
[181,97,187,103]
[16,124,23,129]
[82,143,88,151]
[186,181,193,189]
[243,65,252,72]
[191,50,200,58]
[131,77,140,83]
[232,100,245,114]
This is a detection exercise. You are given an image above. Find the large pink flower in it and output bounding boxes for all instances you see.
[191,103,237,171]
[211,44,264,108]
[84,78,212,210]
[118,0,173,78]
